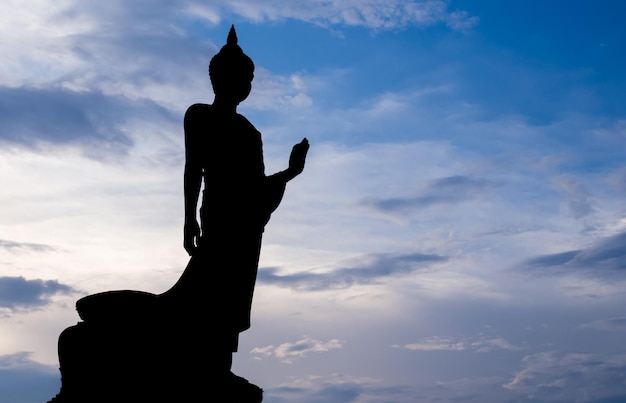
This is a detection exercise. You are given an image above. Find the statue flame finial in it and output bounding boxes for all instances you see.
[227,25,238,47]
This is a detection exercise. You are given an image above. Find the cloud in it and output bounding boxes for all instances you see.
[552,175,596,219]
[581,317,626,332]
[0,276,75,312]
[401,334,521,353]
[0,240,57,253]
[212,0,478,31]
[4,0,478,36]
[504,351,626,402]
[297,382,365,403]
[258,252,447,291]
[0,84,183,151]
[0,0,477,90]
[521,231,626,275]
[0,86,133,152]
[593,119,626,139]
[361,175,502,215]
[245,69,313,111]
[524,250,582,269]
[0,352,60,403]
[267,381,366,403]
[262,373,410,403]
[251,336,344,364]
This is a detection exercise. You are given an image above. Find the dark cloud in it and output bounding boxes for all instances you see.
[581,317,626,332]
[0,85,175,157]
[504,351,626,402]
[264,383,364,403]
[0,276,74,311]
[362,175,501,214]
[524,250,582,268]
[478,225,545,238]
[0,240,57,253]
[265,382,425,403]
[521,231,626,275]
[0,86,127,147]
[258,252,447,291]
[0,352,60,403]
[304,383,365,402]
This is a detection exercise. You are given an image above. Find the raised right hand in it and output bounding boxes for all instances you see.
[288,137,310,178]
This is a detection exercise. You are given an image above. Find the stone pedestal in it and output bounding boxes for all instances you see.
[47,290,263,403]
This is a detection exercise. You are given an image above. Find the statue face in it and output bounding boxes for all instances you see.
[233,74,253,104]
[213,72,253,105]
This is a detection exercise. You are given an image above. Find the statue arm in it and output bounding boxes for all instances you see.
[269,137,309,183]
[183,162,201,255]
[183,105,204,255]
[239,115,308,184]
[259,138,309,225]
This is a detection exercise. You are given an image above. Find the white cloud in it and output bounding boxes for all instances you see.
[218,0,478,31]
[246,69,314,111]
[445,9,480,31]
[251,336,344,364]
[402,334,521,353]
[0,0,476,90]
[404,336,466,352]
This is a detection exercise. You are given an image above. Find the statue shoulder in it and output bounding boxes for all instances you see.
[185,103,211,121]
[184,104,215,138]
[236,113,261,136]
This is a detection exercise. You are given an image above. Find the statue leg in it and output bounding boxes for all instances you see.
[50,322,106,402]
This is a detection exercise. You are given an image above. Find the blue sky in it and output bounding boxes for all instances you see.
[2,1,626,402]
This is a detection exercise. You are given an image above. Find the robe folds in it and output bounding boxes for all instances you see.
[167,103,286,333]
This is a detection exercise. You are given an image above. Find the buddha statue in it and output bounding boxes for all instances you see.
[47,25,309,403]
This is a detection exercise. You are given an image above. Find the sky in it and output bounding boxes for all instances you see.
[2,1,626,402]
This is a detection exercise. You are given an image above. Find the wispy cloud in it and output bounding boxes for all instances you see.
[580,317,626,332]
[264,373,418,403]
[552,174,596,219]
[258,252,447,291]
[0,240,57,253]
[251,336,344,364]
[245,68,313,111]
[361,175,502,215]
[504,351,626,402]
[209,0,478,31]
[521,231,626,275]
[401,334,521,353]
[292,382,364,403]
[0,352,51,370]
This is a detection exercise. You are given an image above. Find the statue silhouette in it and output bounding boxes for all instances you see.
[47,25,309,403]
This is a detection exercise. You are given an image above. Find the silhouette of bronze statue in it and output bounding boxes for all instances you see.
[47,25,309,403]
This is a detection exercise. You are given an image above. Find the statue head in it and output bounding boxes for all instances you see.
[209,25,255,104]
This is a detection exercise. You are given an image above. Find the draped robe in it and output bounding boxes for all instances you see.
[163,103,286,335]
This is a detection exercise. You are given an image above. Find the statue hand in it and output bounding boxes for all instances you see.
[184,220,200,256]
[288,137,309,179]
